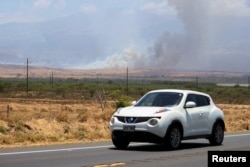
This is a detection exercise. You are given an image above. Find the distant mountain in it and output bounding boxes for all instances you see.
[1,11,250,73]
[0,63,248,86]
[0,9,178,70]
[0,14,104,68]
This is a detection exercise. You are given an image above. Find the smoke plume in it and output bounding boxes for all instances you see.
[148,0,209,70]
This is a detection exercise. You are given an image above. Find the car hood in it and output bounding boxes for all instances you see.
[115,106,173,117]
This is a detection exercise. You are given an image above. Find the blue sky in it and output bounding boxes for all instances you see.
[0,0,250,72]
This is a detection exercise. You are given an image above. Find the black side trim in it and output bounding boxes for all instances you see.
[182,134,211,140]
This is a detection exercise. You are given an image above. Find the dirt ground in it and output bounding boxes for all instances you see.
[0,99,249,148]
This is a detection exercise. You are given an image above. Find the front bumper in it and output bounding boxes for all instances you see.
[112,130,164,143]
[110,116,167,138]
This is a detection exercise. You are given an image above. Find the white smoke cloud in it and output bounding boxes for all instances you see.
[82,47,144,69]
[101,0,209,70]
[99,0,250,71]
[148,0,209,69]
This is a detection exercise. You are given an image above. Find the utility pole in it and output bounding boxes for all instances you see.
[248,76,249,89]
[126,67,128,96]
[196,76,199,88]
[97,75,99,86]
[52,71,54,86]
[26,58,29,95]
[50,71,54,86]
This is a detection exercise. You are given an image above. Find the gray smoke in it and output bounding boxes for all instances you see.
[89,0,211,70]
[148,0,209,70]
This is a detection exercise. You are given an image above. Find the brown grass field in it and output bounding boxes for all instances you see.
[0,99,250,148]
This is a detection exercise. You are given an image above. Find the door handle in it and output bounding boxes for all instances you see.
[199,111,203,117]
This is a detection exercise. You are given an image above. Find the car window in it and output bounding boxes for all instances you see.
[136,93,158,106]
[197,95,210,106]
[135,92,183,107]
[186,94,198,104]
[186,94,210,107]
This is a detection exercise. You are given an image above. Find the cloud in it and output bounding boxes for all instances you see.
[80,4,97,13]
[0,12,44,25]
[140,0,176,16]
[0,13,5,17]
[54,0,66,10]
[0,1,65,25]
[33,0,66,10]
[122,9,135,15]
[210,0,250,16]
[33,0,52,9]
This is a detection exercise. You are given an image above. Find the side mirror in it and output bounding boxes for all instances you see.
[131,101,137,105]
[185,101,196,108]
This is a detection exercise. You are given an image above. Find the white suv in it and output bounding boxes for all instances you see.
[110,89,225,150]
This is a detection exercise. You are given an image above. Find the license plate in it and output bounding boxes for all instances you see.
[123,125,135,132]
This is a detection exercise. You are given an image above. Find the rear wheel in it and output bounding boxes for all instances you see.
[209,122,224,145]
[164,125,182,150]
[112,133,130,149]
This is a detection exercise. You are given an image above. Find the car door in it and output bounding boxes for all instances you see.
[184,94,200,136]
[195,95,211,134]
[186,94,211,135]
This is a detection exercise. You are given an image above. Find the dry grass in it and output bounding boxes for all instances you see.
[0,99,115,148]
[218,104,250,132]
[0,99,249,148]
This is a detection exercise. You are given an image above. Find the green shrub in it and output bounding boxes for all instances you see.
[110,89,121,99]
[0,83,4,92]
[116,96,132,108]
[0,126,7,134]
[15,121,25,132]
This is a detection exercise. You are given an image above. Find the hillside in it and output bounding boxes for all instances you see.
[0,64,248,80]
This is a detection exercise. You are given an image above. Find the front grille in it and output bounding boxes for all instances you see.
[116,116,161,123]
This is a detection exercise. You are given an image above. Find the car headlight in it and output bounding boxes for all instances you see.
[148,118,159,126]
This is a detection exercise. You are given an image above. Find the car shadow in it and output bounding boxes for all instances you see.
[109,142,212,152]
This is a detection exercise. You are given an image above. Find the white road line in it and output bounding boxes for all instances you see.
[0,133,249,156]
[0,145,113,156]
[225,133,250,138]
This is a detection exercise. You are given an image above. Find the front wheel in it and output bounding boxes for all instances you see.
[209,122,224,145]
[164,125,182,150]
[112,133,130,149]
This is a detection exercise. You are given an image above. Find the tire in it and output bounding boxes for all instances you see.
[111,133,130,149]
[209,122,224,145]
[164,125,182,150]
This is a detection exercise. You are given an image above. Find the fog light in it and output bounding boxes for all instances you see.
[110,117,115,124]
[148,118,158,126]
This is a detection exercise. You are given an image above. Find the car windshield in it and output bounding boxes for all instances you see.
[135,92,183,107]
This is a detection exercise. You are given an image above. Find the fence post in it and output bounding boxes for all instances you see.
[7,104,10,118]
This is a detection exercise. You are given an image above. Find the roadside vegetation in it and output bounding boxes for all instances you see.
[1,77,250,103]
[0,77,250,147]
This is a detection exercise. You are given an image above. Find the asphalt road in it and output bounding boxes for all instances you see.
[0,132,250,167]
